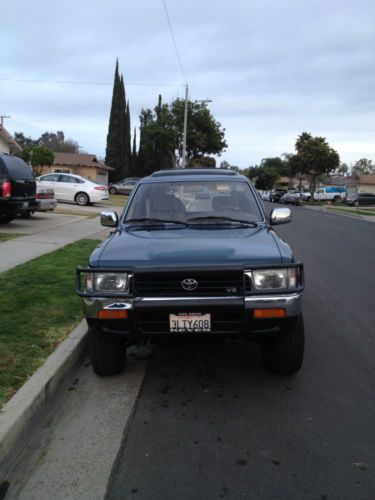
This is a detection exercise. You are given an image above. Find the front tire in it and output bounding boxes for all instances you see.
[354,200,359,207]
[109,187,117,195]
[88,329,127,376]
[75,192,90,206]
[261,315,305,375]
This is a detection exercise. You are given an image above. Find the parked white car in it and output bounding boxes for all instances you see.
[36,173,109,206]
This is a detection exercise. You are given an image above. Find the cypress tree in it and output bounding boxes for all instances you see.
[105,61,130,182]
[125,100,131,175]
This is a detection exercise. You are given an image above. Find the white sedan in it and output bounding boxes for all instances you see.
[36,173,109,206]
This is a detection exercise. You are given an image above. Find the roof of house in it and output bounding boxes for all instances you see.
[53,152,114,171]
[0,126,22,152]
[358,174,375,185]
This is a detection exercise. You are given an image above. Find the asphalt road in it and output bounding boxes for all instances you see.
[106,206,375,500]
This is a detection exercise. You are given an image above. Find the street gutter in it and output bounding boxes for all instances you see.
[0,320,88,484]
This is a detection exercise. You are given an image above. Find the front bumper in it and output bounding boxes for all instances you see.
[82,293,302,341]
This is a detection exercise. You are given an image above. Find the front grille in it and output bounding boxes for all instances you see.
[136,308,244,335]
[134,270,244,297]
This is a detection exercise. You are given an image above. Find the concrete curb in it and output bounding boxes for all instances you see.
[0,320,88,483]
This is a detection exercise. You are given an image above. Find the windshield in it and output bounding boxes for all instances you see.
[124,180,263,224]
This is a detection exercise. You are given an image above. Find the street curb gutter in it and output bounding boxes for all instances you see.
[0,320,88,483]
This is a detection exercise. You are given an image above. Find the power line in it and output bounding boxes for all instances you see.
[162,0,188,84]
[0,78,185,87]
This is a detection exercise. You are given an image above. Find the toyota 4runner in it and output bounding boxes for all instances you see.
[77,169,304,376]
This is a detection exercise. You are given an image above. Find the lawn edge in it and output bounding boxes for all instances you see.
[0,319,88,483]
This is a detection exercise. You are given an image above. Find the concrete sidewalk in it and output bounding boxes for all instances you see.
[0,215,111,273]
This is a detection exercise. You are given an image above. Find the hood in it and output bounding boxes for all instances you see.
[89,225,292,269]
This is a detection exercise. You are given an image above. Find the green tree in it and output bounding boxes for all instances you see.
[30,147,54,176]
[105,60,128,182]
[291,132,340,192]
[136,97,178,177]
[38,131,79,153]
[254,166,280,190]
[170,99,227,164]
[14,132,37,149]
[352,158,375,176]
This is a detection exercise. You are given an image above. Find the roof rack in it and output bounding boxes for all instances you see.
[151,169,238,177]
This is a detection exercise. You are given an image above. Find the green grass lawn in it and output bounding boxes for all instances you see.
[0,233,25,243]
[327,207,375,217]
[54,208,99,218]
[106,194,129,207]
[0,239,100,408]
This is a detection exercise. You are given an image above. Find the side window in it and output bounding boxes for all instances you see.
[41,174,60,182]
[60,175,75,183]
[0,165,6,181]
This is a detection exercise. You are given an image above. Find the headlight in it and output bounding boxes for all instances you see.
[84,273,129,292]
[246,267,301,291]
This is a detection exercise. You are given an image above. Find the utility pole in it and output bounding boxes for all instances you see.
[180,84,188,168]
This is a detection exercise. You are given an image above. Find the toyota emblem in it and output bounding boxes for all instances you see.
[181,278,198,291]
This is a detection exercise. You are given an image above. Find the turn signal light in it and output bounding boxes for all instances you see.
[97,310,128,320]
[253,308,286,319]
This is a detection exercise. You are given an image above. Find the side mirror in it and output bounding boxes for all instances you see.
[101,211,118,227]
[270,207,291,225]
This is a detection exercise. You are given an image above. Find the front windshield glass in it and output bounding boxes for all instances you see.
[124,180,263,223]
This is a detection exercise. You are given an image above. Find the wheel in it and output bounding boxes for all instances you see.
[261,315,305,375]
[354,200,359,207]
[333,196,340,202]
[109,187,117,195]
[75,192,90,206]
[0,214,15,223]
[305,196,311,202]
[88,329,127,376]
[20,211,34,218]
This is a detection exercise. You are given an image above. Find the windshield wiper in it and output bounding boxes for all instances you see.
[187,216,258,227]
[125,218,188,226]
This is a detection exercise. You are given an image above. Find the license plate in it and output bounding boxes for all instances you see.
[169,313,211,333]
[22,202,29,208]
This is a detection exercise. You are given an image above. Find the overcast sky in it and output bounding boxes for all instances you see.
[1,0,375,168]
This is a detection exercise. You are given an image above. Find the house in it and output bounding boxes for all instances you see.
[0,125,22,154]
[346,175,375,195]
[40,152,113,186]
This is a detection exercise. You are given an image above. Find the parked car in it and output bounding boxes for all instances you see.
[290,189,312,202]
[36,173,109,206]
[279,191,300,205]
[261,190,271,201]
[109,178,140,195]
[35,186,57,212]
[0,153,38,223]
[344,192,375,207]
[313,186,346,202]
[269,188,287,202]
[77,169,305,377]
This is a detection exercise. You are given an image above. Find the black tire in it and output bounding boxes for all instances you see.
[109,187,117,195]
[0,214,15,223]
[88,329,127,376]
[354,200,359,207]
[75,192,90,206]
[20,210,34,218]
[261,315,305,375]
[333,196,340,202]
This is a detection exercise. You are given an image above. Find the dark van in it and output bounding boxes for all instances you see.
[0,153,37,223]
